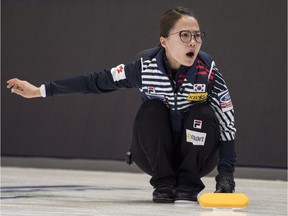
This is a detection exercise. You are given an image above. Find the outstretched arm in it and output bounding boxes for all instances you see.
[7,60,142,98]
[7,78,42,98]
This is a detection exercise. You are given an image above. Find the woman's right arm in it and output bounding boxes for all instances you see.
[7,60,142,98]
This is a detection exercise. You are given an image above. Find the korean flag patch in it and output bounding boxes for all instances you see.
[111,64,126,82]
[193,84,206,92]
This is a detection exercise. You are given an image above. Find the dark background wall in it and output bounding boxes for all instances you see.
[2,0,287,169]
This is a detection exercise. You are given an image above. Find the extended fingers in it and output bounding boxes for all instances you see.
[7,78,21,89]
[7,78,25,95]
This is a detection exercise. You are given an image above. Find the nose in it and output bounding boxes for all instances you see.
[188,37,196,47]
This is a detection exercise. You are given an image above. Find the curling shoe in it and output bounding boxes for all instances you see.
[152,185,175,203]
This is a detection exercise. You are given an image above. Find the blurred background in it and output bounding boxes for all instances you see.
[1,0,287,179]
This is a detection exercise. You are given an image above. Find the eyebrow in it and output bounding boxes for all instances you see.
[169,29,201,36]
[180,29,201,32]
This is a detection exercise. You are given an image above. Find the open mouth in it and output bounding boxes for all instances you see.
[186,51,194,57]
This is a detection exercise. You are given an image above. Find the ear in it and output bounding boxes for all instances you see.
[160,37,167,48]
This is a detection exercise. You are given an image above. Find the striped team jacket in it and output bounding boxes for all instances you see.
[138,48,236,142]
[45,47,237,175]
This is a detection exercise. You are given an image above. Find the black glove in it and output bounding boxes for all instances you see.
[215,175,235,193]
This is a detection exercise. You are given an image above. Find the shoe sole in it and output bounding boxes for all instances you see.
[174,200,197,204]
[153,198,175,203]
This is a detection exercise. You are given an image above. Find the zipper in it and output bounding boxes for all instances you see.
[174,92,177,111]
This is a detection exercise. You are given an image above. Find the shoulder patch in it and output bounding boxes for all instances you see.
[111,64,126,82]
[218,90,233,112]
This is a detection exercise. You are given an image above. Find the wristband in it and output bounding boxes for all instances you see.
[40,84,46,98]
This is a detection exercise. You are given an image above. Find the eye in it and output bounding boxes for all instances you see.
[194,32,201,39]
[180,31,191,39]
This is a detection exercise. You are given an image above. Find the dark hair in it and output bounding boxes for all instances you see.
[160,7,195,38]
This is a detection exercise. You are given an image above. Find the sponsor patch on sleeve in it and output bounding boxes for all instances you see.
[110,64,126,82]
[186,129,206,146]
[218,90,233,112]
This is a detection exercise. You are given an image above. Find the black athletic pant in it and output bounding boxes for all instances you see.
[131,99,220,191]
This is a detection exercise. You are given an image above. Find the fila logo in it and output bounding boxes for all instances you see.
[143,86,156,94]
[193,120,202,129]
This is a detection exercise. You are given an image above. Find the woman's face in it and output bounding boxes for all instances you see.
[160,15,202,69]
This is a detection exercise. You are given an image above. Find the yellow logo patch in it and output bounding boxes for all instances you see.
[186,93,208,101]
